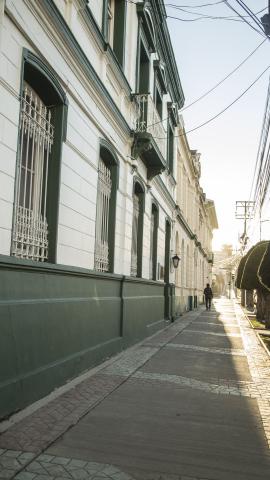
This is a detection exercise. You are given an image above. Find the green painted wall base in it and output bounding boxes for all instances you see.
[0,256,166,420]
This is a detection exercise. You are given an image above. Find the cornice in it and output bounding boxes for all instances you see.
[149,0,185,108]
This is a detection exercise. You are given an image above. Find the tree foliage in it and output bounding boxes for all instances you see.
[235,241,270,293]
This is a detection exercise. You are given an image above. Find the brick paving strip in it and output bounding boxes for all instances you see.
[1,452,207,480]
[0,313,200,480]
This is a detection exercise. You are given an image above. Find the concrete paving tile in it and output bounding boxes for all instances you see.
[0,470,16,480]
[50,459,70,467]
[14,473,36,480]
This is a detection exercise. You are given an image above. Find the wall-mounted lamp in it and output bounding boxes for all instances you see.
[172,254,180,269]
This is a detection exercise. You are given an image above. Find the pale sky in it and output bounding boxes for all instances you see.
[167,0,269,251]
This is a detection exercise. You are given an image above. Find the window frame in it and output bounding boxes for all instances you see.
[11,49,68,264]
[102,0,127,67]
[94,139,119,274]
[131,178,145,278]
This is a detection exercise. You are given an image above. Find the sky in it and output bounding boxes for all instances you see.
[166,0,270,251]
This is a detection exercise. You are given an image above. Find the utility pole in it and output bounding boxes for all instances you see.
[235,201,254,249]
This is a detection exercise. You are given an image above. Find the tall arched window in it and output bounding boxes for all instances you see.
[149,202,158,280]
[164,219,171,284]
[186,245,189,287]
[181,239,185,288]
[175,232,179,285]
[11,50,68,263]
[131,180,145,277]
[94,140,119,273]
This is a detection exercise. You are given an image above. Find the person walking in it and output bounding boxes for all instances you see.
[204,283,213,310]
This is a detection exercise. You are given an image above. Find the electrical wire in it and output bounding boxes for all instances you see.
[248,74,270,203]
[181,39,266,112]
[224,1,266,37]
[126,0,227,7]
[234,0,267,34]
[145,39,266,127]
[172,6,267,21]
[149,63,270,139]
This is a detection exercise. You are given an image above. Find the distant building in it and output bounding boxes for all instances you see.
[174,120,218,313]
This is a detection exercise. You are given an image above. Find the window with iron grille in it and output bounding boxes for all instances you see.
[131,193,140,277]
[149,203,158,280]
[131,180,144,278]
[11,83,54,262]
[94,158,112,272]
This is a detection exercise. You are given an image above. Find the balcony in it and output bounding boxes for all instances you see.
[132,94,167,181]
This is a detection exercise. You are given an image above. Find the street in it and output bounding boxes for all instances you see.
[0,299,270,480]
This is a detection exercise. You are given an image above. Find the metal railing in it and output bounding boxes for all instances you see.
[134,94,166,160]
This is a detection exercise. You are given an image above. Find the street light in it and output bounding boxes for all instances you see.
[172,254,180,269]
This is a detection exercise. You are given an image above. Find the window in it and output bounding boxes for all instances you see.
[175,232,179,285]
[167,120,174,174]
[164,220,171,284]
[94,141,119,273]
[154,80,163,119]
[11,51,67,262]
[186,245,190,286]
[149,203,158,280]
[181,239,185,287]
[103,0,126,67]
[131,181,144,277]
[137,39,150,94]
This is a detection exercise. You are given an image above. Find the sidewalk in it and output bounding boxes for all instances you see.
[1,299,270,480]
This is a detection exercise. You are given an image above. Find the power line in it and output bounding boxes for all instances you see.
[181,39,266,112]
[126,0,227,7]
[172,6,267,22]
[166,1,226,7]
[146,39,266,127]
[224,1,266,37]
[248,74,270,203]
[234,0,267,34]
[149,63,270,139]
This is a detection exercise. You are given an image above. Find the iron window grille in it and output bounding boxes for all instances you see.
[131,193,140,277]
[94,158,112,272]
[11,83,54,262]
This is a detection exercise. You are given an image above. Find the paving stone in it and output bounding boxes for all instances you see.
[68,468,89,480]
[15,473,36,480]
[4,452,21,459]
[66,461,87,470]
[35,456,54,464]
[50,459,70,467]
[33,476,54,480]
[0,469,17,480]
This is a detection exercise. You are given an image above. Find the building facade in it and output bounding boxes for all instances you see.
[174,118,218,314]
[0,0,217,418]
